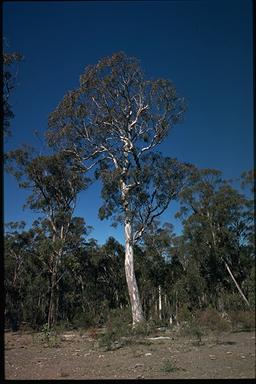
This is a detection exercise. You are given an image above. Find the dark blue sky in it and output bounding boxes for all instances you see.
[3,0,253,244]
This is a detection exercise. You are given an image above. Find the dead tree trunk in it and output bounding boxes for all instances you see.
[224,261,250,307]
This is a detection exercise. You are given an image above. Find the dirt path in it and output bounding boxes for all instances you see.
[4,329,255,379]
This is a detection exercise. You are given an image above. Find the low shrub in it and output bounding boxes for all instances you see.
[229,311,255,331]
[221,292,249,312]
[71,311,96,329]
[131,321,155,337]
[197,308,231,333]
[97,308,132,351]
[177,305,194,323]
[161,358,179,373]
[179,321,204,345]
[97,308,156,350]
[34,323,61,348]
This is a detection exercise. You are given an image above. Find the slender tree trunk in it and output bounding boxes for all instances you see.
[48,271,57,328]
[158,285,162,321]
[175,290,179,325]
[224,261,250,307]
[124,217,144,326]
[48,252,61,328]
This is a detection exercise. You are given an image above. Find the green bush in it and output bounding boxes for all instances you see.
[221,292,248,312]
[177,305,194,323]
[35,323,61,348]
[179,309,232,346]
[131,320,155,337]
[71,311,96,329]
[179,321,204,345]
[161,358,179,373]
[97,308,157,350]
[97,308,132,350]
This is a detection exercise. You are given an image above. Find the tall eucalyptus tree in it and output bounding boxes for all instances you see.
[47,52,191,325]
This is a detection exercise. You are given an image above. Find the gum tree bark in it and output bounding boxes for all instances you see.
[124,218,144,324]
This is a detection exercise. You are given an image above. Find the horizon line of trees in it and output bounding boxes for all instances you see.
[4,167,255,331]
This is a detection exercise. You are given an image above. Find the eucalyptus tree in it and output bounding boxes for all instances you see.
[3,51,23,137]
[176,168,252,308]
[4,221,31,330]
[139,221,176,320]
[47,52,191,325]
[6,149,89,326]
[100,237,127,309]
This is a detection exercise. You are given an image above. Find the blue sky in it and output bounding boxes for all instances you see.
[3,0,253,244]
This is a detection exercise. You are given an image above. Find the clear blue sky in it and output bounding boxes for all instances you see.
[3,0,253,244]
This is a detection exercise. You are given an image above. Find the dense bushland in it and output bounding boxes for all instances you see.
[4,169,255,334]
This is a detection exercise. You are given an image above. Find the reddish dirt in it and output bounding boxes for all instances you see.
[4,328,255,379]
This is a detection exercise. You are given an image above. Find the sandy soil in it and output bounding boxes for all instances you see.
[4,328,255,380]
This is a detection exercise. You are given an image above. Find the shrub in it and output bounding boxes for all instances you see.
[161,358,179,373]
[88,327,98,340]
[131,321,155,337]
[177,305,194,323]
[97,308,132,351]
[229,311,255,331]
[221,292,248,312]
[71,311,96,328]
[35,323,61,348]
[197,308,231,333]
[97,308,156,350]
[179,321,204,345]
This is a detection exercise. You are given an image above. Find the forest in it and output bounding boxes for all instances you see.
[4,51,255,337]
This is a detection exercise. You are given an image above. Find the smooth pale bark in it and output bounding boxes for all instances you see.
[158,285,162,320]
[124,218,144,325]
[224,261,250,307]
[47,224,66,328]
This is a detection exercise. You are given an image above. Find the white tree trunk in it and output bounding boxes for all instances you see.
[224,261,250,307]
[158,285,162,320]
[124,218,144,326]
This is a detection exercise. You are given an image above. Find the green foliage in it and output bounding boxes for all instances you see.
[176,168,254,309]
[3,50,23,137]
[97,308,132,351]
[221,292,249,312]
[176,305,194,323]
[180,308,231,346]
[97,308,156,351]
[131,321,155,337]
[180,321,205,345]
[161,358,179,373]
[244,266,256,308]
[36,323,61,348]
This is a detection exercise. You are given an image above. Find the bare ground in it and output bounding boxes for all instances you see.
[4,328,255,380]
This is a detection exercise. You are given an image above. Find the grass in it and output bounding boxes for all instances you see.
[32,324,61,348]
[161,358,179,373]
